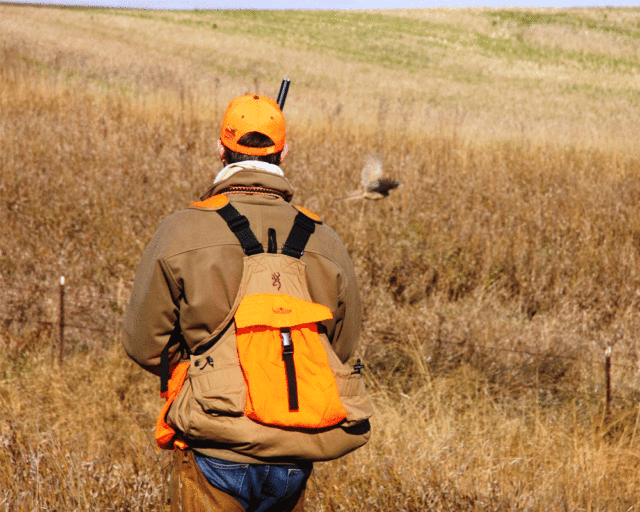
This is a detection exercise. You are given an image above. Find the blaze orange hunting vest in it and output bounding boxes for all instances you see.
[155,195,371,452]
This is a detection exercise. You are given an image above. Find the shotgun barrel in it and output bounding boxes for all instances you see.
[276,78,290,110]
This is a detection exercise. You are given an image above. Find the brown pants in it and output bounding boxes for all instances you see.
[167,448,306,512]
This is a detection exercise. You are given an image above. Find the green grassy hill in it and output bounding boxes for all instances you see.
[2,5,639,149]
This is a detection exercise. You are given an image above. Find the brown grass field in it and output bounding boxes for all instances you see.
[2,4,640,510]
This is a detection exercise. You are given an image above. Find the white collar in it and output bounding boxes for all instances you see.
[213,161,284,185]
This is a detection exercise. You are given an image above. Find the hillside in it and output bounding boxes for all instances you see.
[1,5,639,149]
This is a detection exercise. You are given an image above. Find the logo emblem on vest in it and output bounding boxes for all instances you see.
[271,272,282,291]
[273,307,292,314]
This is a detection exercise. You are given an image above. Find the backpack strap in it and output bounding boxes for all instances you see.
[267,228,278,254]
[281,212,317,259]
[216,203,264,256]
[280,327,299,412]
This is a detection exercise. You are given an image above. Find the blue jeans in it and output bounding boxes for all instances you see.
[194,454,313,512]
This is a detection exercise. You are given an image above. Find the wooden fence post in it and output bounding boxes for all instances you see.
[605,346,612,422]
[59,276,65,364]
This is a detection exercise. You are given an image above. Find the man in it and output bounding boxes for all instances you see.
[121,93,370,512]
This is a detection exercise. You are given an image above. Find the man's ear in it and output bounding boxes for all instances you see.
[279,142,289,164]
[217,139,227,163]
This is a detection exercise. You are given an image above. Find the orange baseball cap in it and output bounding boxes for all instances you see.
[220,94,286,156]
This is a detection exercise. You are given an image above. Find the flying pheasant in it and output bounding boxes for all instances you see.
[343,156,401,200]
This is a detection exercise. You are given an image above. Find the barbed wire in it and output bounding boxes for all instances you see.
[2,283,639,372]
[0,285,126,305]
[366,329,640,372]
[2,316,637,371]
[31,320,117,334]
[487,343,637,371]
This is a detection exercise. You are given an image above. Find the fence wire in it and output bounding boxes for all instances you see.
[1,281,638,373]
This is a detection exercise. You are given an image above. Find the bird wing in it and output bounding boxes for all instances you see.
[361,155,383,190]
[368,177,401,195]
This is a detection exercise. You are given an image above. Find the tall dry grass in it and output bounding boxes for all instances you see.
[2,6,640,510]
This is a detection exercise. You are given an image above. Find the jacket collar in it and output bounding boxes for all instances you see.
[201,162,295,203]
[214,161,285,184]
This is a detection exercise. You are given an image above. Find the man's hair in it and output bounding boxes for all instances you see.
[224,132,282,165]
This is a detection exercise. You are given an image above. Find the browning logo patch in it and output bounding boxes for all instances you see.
[271,272,282,291]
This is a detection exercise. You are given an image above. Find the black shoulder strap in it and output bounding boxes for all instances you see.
[160,324,190,394]
[216,203,264,256]
[281,212,316,259]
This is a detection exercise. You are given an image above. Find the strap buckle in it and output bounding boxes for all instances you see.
[281,242,302,257]
[281,328,293,354]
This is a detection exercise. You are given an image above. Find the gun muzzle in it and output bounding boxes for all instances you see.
[277,78,290,111]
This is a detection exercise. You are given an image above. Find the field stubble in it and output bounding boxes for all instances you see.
[2,7,640,510]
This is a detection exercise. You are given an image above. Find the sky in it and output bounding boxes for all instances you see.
[5,0,639,9]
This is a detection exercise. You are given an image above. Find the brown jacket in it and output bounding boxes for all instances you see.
[121,166,369,462]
